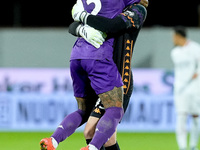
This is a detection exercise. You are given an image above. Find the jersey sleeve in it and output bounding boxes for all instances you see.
[86,4,147,34]
[86,15,127,34]
[68,21,81,37]
[120,4,147,29]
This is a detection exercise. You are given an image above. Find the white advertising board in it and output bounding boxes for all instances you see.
[0,68,176,131]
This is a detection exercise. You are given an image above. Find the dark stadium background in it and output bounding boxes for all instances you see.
[0,0,200,27]
[1,1,200,150]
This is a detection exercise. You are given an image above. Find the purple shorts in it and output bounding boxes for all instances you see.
[70,59,123,97]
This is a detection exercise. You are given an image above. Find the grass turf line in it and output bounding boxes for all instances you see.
[0,132,198,150]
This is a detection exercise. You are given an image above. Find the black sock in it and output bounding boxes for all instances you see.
[100,146,106,150]
[105,142,120,150]
[86,139,105,150]
[86,139,92,145]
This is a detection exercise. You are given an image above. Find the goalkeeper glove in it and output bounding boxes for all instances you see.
[72,0,89,23]
[76,25,106,48]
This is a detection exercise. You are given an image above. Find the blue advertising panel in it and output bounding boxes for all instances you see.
[0,68,176,131]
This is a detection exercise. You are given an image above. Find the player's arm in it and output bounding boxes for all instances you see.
[68,4,146,47]
[68,21,81,37]
[192,54,200,79]
[192,65,198,79]
[69,22,106,48]
[190,46,200,79]
[76,4,147,34]
[71,0,147,34]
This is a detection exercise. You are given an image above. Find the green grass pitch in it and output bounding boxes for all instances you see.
[0,132,198,150]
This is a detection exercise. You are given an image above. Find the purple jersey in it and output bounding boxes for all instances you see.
[70,0,141,60]
[123,0,141,7]
[70,0,125,61]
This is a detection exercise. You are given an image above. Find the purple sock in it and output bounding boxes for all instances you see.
[90,107,124,149]
[51,109,84,144]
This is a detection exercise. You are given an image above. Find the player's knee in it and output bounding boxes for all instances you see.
[99,86,123,108]
[84,128,95,139]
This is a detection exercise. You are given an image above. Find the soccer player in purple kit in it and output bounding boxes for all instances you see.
[39,0,143,150]
[69,0,147,150]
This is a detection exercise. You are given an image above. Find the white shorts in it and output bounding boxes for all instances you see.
[174,94,200,114]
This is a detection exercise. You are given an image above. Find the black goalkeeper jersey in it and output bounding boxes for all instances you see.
[112,26,142,111]
[86,4,147,110]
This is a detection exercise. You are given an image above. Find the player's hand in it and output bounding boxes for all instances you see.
[78,25,106,48]
[139,0,149,8]
[192,73,198,79]
[71,0,89,23]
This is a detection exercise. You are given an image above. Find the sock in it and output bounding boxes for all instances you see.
[86,139,106,150]
[105,142,120,150]
[86,139,105,150]
[86,139,92,145]
[51,109,85,144]
[189,117,199,149]
[89,144,98,150]
[51,137,58,148]
[100,146,106,150]
[90,107,124,149]
[176,113,187,149]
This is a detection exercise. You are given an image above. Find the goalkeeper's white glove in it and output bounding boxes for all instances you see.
[76,25,107,48]
[72,0,89,23]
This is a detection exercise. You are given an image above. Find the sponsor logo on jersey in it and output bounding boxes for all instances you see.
[58,125,64,129]
[93,108,101,114]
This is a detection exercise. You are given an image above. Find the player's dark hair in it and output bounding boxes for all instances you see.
[174,26,187,38]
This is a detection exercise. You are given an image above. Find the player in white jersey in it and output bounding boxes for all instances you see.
[171,26,200,150]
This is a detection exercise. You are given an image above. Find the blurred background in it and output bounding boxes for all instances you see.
[0,0,200,149]
[0,0,200,68]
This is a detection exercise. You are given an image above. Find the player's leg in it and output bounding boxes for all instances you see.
[176,112,188,150]
[84,117,120,150]
[81,59,124,150]
[83,64,133,150]
[84,98,106,150]
[51,97,87,142]
[87,86,124,150]
[104,131,120,150]
[40,97,88,150]
[40,60,95,150]
[189,115,199,150]
[84,117,100,141]
[103,73,133,150]
[84,116,106,150]
[84,71,133,150]
[84,118,99,141]
[84,98,120,150]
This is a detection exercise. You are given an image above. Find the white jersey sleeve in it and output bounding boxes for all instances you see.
[191,41,200,74]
